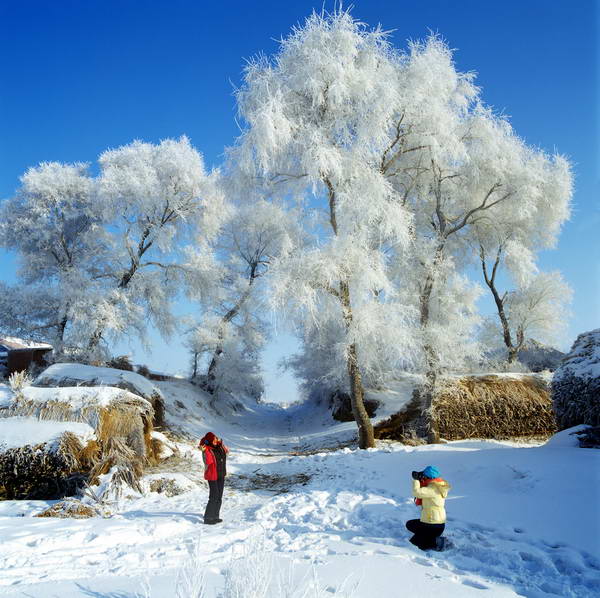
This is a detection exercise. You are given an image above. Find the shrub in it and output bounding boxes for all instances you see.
[106,355,134,371]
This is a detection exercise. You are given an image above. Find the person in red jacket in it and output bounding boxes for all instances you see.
[198,431,229,524]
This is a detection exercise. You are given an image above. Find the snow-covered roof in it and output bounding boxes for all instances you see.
[0,336,53,351]
[0,416,94,451]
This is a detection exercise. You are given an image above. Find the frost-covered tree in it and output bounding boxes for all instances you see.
[187,198,297,400]
[233,10,420,448]
[0,162,106,351]
[0,283,62,343]
[86,136,225,356]
[475,153,572,363]
[481,268,572,363]
[407,108,537,378]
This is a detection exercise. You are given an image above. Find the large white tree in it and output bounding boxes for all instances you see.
[233,10,424,448]
[0,161,106,351]
[474,152,573,363]
[186,197,300,401]
[86,136,226,357]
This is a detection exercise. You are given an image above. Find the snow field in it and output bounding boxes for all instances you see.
[0,380,599,597]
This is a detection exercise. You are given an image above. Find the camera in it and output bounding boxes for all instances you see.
[412,470,424,480]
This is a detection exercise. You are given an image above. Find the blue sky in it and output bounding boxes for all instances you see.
[0,1,597,402]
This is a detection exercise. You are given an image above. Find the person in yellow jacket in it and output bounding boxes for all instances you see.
[406,465,451,551]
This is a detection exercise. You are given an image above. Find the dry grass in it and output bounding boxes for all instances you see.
[148,477,189,497]
[88,437,144,495]
[78,439,101,469]
[376,375,556,443]
[227,472,312,494]
[0,431,87,500]
[433,375,556,440]
[35,499,99,519]
[0,389,157,500]
[33,369,166,428]
[1,390,156,461]
[374,390,426,444]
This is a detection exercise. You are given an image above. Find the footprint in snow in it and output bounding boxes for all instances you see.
[413,556,433,567]
[583,553,600,570]
[462,578,489,590]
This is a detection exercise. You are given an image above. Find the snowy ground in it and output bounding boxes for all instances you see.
[1,379,599,597]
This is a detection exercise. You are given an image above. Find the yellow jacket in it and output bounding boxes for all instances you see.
[412,478,451,524]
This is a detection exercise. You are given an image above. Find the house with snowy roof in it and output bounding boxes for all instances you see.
[0,336,53,377]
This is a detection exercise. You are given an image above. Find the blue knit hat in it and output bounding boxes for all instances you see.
[423,465,440,479]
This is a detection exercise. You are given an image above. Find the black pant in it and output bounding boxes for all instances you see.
[406,519,445,550]
[204,478,225,521]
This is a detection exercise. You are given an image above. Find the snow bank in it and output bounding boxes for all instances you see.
[33,363,165,426]
[34,363,161,399]
[24,385,143,409]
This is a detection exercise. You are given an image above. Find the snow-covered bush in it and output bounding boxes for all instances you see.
[220,536,273,598]
[552,329,600,430]
[8,370,33,394]
[175,541,207,598]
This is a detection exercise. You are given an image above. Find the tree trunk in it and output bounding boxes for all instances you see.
[415,243,445,443]
[346,342,375,448]
[87,325,105,354]
[479,245,523,365]
[191,351,199,379]
[325,177,374,449]
[205,347,223,394]
[339,280,375,449]
[87,227,154,353]
[205,265,258,395]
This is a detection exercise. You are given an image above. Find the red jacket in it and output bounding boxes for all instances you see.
[200,443,229,481]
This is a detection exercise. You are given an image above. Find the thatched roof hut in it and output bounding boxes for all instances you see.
[375,373,556,443]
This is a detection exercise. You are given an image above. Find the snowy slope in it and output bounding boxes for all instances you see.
[0,380,598,598]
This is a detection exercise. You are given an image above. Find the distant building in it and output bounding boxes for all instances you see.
[0,337,53,377]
